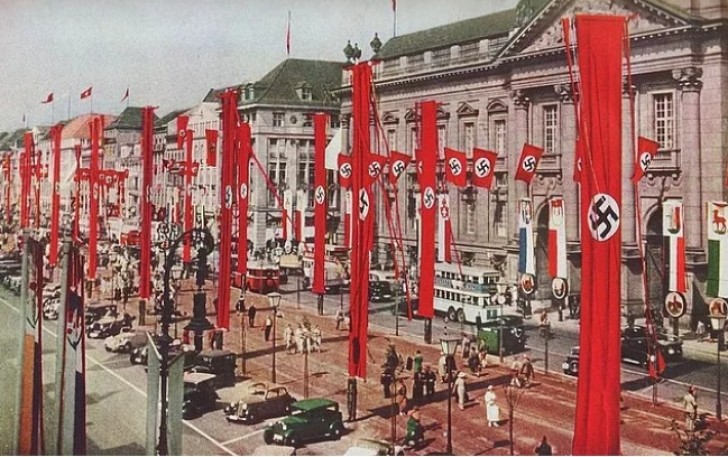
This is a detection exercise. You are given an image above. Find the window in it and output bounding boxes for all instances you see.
[387,129,397,152]
[494,200,507,238]
[303,114,313,127]
[466,201,476,235]
[543,105,558,154]
[409,128,419,154]
[301,86,312,101]
[437,124,446,158]
[462,122,475,157]
[268,158,286,207]
[273,112,285,127]
[494,119,507,156]
[653,93,674,149]
[330,115,341,129]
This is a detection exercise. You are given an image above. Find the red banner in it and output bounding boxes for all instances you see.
[176,115,189,150]
[387,150,410,185]
[237,123,251,276]
[418,101,437,319]
[313,113,328,294]
[444,147,467,187]
[632,136,659,184]
[183,130,194,264]
[88,116,103,280]
[139,107,156,300]
[514,143,544,184]
[21,133,33,228]
[205,129,218,166]
[337,153,352,188]
[471,148,497,189]
[49,124,63,266]
[217,90,238,330]
[348,62,373,378]
[572,15,625,456]
[2,155,11,225]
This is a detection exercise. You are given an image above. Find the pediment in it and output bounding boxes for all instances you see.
[501,0,692,58]
[404,106,450,123]
[456,102,479,117]
[381,111,400,125]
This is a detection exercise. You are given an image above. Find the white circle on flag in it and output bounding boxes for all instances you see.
[423,187,435,209]
[315,185,325,205]
[587,193,620,242]
[339,163,352,180]
[240,183,248,200]
[551,277,568,300]
[474,157,491,178]
[368,161,381,178]
[639,152,652,172]
[358,189,370,221]
[522,155,537,173]
[448,157,463,176]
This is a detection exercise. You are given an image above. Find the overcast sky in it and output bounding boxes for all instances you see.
[0,0,519,132]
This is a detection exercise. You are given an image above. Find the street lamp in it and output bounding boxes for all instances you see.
[267,292,282,384]
[496,282,508,363]
[440,336,460,455]
[709,298,727,422]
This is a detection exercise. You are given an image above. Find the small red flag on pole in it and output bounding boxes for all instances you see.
[41,92,54,104]
[286,11,292,56]
[80,87,92,99]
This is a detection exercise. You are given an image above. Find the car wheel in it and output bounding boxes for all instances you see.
[286,435,297,447]
[331,422,344,440]
[456,309,465,324]
[263,430,274,445]
[124,342,132,353]
[247,413,256,424]
[570,361,578,375]
[447,307,457,322]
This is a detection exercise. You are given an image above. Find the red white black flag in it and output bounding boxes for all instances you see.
[471,148,497,189]
[80,87,92,99]
[338,153,352,189]
[632,136,659,183]
[205,129,218,166]
[514,143,544,184]
[418,101,437,319]
[387,150,410,185]
[444,147,467,187]
[663,200,686,293]
[176,115,189,150]
[313,114,328,294]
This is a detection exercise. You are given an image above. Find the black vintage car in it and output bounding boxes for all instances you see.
[183,373,219,419]
[475,315,527,356]
[369,281,394,303]
[562,346,580,376]
[187,349,237,387]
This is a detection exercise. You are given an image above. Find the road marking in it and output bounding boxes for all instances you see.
[221,429,263,446]
[0,295,238,456]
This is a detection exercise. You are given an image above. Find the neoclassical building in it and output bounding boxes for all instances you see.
[337,0,727,327]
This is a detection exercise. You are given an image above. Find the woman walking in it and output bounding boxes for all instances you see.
[484,385,500,427]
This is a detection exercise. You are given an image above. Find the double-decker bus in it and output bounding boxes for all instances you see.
[434,262,501,324]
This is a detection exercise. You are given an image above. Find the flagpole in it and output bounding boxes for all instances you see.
[51,101,55,124]
[67,93,71,120]
[90,94,93,115]
[393,6,397,37]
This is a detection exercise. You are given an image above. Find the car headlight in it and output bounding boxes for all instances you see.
[668,348,675,355]
[280,423,287,431]
[240,403,248,410]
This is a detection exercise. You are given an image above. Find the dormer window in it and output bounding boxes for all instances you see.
[244,84,255,101]
[296,83,313,101]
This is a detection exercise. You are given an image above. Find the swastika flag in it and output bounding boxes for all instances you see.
[444,148,467,187]
[337,153,352,189]
[365,153,387,188]
[176,115,189,150]
[387,150,411,185]
[471,148,498,189]
[632,136,659,183]
[514,143,544,184]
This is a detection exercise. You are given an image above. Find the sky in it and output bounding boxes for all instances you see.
[0,0,519,132]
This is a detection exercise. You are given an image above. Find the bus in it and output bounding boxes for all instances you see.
[433,262,501,324]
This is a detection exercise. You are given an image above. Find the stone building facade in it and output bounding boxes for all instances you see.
[337,0,727,327]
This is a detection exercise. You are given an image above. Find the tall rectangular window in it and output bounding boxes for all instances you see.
[437,124,446,158]
[494,200,507,238]
[466,201,476,235]
[387,129,397,152]
[654,93,674,149]
[273,112,285,127]
[494,119,507,156]
[462,122,475,157]
[543,105,558,154]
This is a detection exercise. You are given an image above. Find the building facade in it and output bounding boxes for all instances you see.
[338,0,728,327]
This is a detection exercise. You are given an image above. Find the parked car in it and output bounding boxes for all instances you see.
[129,346,148,365]
[87,313,134,339]
[391,296,419,317]
[43,297,61,320]
[562,346,580,376]
[475,315,527,356]
[188,349,237,387]
[130,340,196,366]
[263,398,345,447]
[369,281,394,303]
[621,325,683,366]
[104,327,142,353]
[85,303,118,327]
[183,372,219,419]
[344,439,405,456]
[224,383,296,424]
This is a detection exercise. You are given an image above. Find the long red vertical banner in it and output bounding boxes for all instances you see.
[21,133,33,228]
[88,116,102,280]
[218,90,238,330]
[313,113,327,294]
[348,62,373,378]
[183,127,194,264]
[4,155,12,225]
[572,14,625,455]
[139,107,156,301]
[49,124,63,267]
[418,101,437,319]
[237,122,251,276]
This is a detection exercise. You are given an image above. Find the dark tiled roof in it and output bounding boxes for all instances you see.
[0,129,25,150]
[376,8,519,59]
[155,108,189,128]
[203,85,242,103]
[106,106,157,131]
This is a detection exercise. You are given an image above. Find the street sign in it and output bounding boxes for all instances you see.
[663,291,686,319]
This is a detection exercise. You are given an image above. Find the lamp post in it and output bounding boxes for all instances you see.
[710,306,726,422]
[156,226,214,455]
[238,296,247,375]
[440,336,460,455]
[267,292,282,384]
[496,282,507,363]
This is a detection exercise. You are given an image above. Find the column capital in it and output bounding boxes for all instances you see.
[554,84,574,104]
[511,89,531,110]
[672,66,703,92]
[622,80,637,98]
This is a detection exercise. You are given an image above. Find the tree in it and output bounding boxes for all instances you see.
[504,384,526,456]
[670,419,715,455]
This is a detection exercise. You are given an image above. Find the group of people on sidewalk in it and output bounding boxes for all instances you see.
[282,322,322,354]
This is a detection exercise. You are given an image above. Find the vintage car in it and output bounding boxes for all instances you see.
[263,398,344,447]
[85,303,119,327]
[87,313,134,339]
[391,296,419,317]
[130,339,196,366]
[104,327,142,353]
[621,325,683,365]
[224,383,296,424]
[369,281,394,303]
[187,349,237,387]
[562,346,580,376]
[43,297,62,320]
[475,315,527,356]
[5,275,22,295]
[343,439,406,456]
[183,372,219,419]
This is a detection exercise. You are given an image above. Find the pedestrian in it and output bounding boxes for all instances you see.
[454,372,467,410]
[395,379,408,415]
[335,306,345,330]
[283,324,294,354]
[696,320,706,342]
[535,436,553,456]
[683,385,698,431]
[461,333,471,359]
[413,350,424,374]
[248,304,257,328]
[520,355,535,387]
[294,324,304,354]
[438,352,449,383]
[423,365,436,400]
[312,325,322,352]
[264,314,273,342]
[86,278,93,299]
[484,385,500,427]
[510,356,523,388]
[412,370,424,402]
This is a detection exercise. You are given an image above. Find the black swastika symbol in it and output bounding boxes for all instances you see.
[475,159,490,177]
[449,158,462,175]
[423,189,435,208]
[589,195,619,240]
[640,153,652,171]
[392,161,405,176]
[523,155,536,172]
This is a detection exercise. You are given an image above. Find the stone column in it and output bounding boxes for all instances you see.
[621,82,636,246]
[673,66,703,250]
[555,84,579,243]
[510,89,530,241]
[252,132,267,250]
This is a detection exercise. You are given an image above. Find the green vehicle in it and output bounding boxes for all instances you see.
[475,314,527,356]
[263,398,345,447]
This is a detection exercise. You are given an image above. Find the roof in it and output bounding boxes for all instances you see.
[290,398,338,411]
[203,85,242,103]
[105,107,156,131]
[375,8,519,59]
[0,129,27,150]
[61,114,117,140]
[156,108,189,128]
